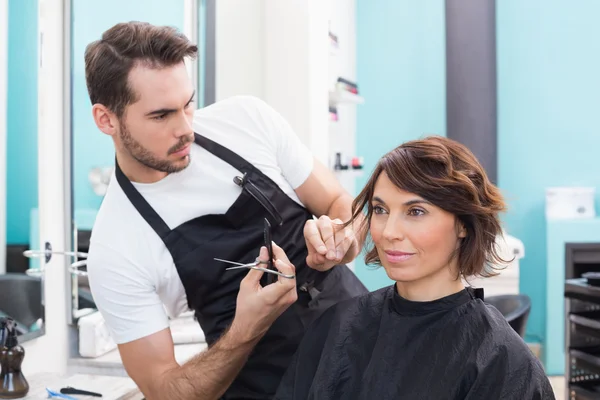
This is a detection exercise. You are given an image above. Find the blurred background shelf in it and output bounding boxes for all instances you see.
[333,169,364,178]
[328,89,364,105]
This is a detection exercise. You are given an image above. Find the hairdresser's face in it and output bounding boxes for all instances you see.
[118,62,195,173]
[369,172,465,284]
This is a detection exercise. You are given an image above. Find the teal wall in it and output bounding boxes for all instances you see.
[497,0,600,344]
[355,0,600,349]
[71,0,185,217]
[354,0,446,289]
[6,0,38,245]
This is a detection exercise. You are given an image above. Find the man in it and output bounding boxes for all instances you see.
[84,21,368,400]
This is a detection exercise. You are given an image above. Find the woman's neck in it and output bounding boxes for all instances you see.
[395,266,465,302]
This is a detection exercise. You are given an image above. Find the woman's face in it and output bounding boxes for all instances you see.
[369,172,466,284]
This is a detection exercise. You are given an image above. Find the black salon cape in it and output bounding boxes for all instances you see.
[274,286,555,400]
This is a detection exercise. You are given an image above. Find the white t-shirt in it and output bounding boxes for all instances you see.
[86,96,314,345]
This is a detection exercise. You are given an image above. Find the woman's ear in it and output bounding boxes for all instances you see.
[457,221,467,238]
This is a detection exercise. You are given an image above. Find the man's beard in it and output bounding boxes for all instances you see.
[119,122,193,174]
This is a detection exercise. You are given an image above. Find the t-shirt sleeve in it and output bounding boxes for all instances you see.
[86,241,169,345]
[249,97,315,189]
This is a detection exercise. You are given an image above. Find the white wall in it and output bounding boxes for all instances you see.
[264,0,330,165]
[0,0,7,275]
[215,0,265,101]
[214,0,331,163]
[327,0,358,197]
[214,0,359,190]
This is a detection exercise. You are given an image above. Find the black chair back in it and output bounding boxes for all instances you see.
[485,294,532,338]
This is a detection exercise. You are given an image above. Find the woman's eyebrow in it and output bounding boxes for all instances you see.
[372,196,386,205]
[372,196,432,206]
[403,199,432,206]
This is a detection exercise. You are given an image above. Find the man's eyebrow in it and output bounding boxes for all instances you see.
[144,91,196,117]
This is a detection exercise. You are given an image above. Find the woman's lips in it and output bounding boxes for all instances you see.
[384,250,415,263]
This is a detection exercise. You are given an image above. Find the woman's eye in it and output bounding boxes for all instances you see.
[408,208,425,216]
[373,205,387,215]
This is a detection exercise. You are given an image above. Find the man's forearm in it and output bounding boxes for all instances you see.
[158,324,259,400]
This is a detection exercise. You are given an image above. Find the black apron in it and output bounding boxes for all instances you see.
[115,133,368,399]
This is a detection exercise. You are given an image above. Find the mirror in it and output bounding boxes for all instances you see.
[0,0,45,341]
[66,0,212,323]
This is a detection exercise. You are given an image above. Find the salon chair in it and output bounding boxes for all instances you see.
[76,229,97,310]
[485,294,531,338]
[0,273,44,333]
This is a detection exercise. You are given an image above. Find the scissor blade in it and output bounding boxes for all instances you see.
[224,265,256,271]
[214,258,246,266]
[225,265,295,280]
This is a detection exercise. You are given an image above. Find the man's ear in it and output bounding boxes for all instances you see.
[92,104,119,137]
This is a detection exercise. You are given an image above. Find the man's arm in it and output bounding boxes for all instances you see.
[119,324,256,400]
[242,96,364,270]
[295,158,366,271]
[115,245,297,400]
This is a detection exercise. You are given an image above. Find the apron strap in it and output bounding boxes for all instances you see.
[114,158,172,239]
[194,133,256,175]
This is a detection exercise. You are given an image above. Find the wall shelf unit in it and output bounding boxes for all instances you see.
[329,89,364,105]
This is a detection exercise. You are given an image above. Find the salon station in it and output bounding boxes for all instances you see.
[1,0,599,399]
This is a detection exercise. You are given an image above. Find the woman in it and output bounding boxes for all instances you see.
[274,136,555,399]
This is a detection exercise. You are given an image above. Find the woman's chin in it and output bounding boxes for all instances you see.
[383,265,422,283]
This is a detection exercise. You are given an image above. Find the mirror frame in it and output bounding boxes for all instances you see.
[0,0,48,344]
[64,0,217,325]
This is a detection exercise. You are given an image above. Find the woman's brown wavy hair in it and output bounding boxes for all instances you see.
[349,136,509,278]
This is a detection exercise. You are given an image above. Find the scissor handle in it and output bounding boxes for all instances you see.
[255,266,295,280]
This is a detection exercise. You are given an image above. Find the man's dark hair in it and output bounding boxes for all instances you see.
[84,21,197,118]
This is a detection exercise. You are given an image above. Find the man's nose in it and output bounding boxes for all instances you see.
[174,110,193,138]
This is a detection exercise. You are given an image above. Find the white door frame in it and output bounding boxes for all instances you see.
[0,0,8,275]
[26,0,70,374]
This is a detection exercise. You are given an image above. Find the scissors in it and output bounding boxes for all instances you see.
[214,257,295,280]
[214,218,295,280]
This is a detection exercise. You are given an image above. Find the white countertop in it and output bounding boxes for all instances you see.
[21,372,142,399]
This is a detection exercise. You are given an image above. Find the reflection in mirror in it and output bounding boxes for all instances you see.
[68,0,206,323]
[0,0,45,342]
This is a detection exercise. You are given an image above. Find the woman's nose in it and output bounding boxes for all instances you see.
[382,217,405,241]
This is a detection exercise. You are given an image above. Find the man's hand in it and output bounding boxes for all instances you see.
[118,243,297,400]
[303,215,359,271]
[229,243,298,343]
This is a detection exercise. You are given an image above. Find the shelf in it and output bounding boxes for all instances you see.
[570,383,600,399]
[329,89,364,105]
[333,169,364,178]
